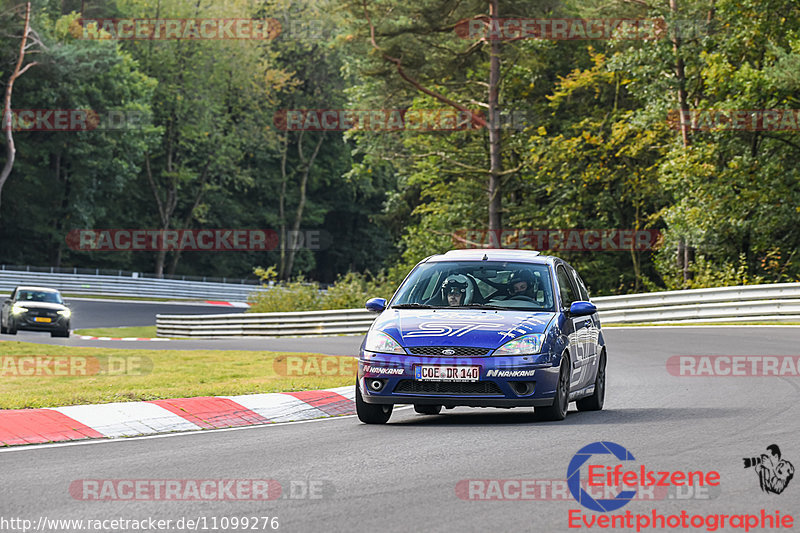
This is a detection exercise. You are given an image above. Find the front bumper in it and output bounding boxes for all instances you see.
[12,312,69,331]
[358,352,561,407]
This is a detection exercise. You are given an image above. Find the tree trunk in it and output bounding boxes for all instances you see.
[284,134,324,280]
[487,0,503,232]
[165,165,209,277]
[671,0,695,280]
[684,242,694,281]
[52,152,70,267]
[670,0,691,149]
[145,151,176,278]
[630,205,641,293]
[0,2,36,217]
[278,132,289,279]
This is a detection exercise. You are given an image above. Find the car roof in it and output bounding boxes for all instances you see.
[14,286,61,293]
[426,249,556,264]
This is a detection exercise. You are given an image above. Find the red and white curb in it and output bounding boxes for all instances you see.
[205,301,250,308]
[0,386,354,446]
[76,336,170,341]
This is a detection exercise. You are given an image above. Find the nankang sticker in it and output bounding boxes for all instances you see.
[486,369,537,378]
[363,365,404,375]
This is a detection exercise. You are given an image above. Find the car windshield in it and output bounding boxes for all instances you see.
[16,290,63,304]
[392,261,555,312]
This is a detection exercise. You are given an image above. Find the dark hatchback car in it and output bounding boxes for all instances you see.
[1,286,72,337]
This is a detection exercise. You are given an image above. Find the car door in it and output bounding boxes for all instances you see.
[555,264,588,392]
[569,265,599,387]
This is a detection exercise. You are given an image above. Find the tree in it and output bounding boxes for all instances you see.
[0,2,38,214]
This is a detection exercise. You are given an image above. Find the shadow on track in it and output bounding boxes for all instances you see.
[384,406,745,427]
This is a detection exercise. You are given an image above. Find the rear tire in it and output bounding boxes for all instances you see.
[577,351,605,412]
[535,355,570,421]
[414,404,442,415]
[356,383,392,424]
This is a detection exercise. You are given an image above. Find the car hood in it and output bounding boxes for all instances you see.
[12,302,67,311]
[372,308,555,349]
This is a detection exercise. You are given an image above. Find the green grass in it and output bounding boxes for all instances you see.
[74,326,159,338]
[0,341,355,409]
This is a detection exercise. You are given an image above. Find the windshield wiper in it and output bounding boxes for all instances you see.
[392,303,434,309]
[453,304,506,310]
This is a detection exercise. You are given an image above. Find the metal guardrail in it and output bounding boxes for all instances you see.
[157,308,374,337]
[0,264,259,285]
[0,270,268,301]
[156,282,800,338]
[594,283,800,324]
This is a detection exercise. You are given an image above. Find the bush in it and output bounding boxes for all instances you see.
[247,267,395,313]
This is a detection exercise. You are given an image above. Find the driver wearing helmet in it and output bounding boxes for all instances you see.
[441,274,473,306]
[505,270,537,298]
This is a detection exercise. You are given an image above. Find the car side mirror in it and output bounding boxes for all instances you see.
[366,297,387,313]
[569,301,597,317]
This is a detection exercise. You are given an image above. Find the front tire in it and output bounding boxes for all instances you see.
[536,355,570,421]
[7,319,17,335]
[414,404,442,415]
[577,351,605,412]
[356,382,393,424]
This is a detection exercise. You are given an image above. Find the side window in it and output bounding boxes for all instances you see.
[556,265,578,308]
[571,268,590,301]
[10,289,16,300]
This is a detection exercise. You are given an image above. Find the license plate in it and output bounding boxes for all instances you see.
[34,317,52,323]
[414,365,480,382]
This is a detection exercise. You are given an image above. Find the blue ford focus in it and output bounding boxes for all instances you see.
[356,249,606,424]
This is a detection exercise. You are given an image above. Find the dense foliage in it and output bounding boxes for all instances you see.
[1,0,798,296]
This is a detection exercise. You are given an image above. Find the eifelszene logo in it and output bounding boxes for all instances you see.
[743,445,794,495]
[568,441,638,512]
[567,441,721,512]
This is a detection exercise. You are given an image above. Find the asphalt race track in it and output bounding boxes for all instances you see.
[65,298,248,329]
[1,327,798,532]
[2,298,359,353]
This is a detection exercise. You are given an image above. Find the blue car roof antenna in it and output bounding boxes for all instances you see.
[482,253,488,261]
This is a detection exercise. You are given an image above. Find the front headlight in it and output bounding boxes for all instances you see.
[364,330,406,355]
[58,309,72,318]
[11,303,27,315]
[493,333,545,356]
